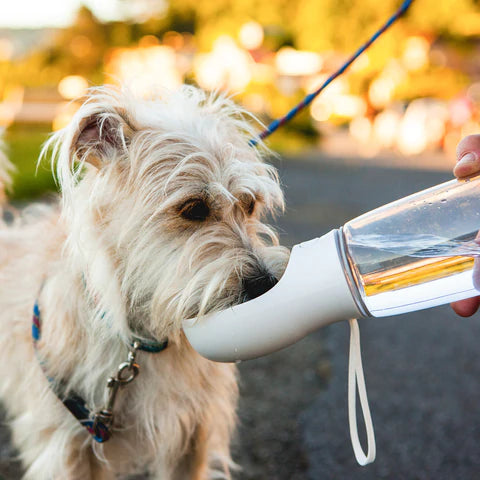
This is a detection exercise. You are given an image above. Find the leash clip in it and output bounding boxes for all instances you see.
[94,342,140,430]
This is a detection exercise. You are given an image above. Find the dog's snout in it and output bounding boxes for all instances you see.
[242,270,278,301]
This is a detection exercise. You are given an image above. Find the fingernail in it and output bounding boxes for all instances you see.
[458,152,479,164]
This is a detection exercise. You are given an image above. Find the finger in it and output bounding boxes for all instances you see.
[451,297,480,317]
[456,134,480,159]
[454,135,480,178]
[454,152,480,178]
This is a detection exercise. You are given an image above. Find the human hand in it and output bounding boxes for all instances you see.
[453,135,480,178]
[451,134,480,317]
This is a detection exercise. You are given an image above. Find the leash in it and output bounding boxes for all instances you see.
[250,0,414,147]
[32,301,168,443]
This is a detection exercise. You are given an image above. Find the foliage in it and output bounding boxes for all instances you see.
[3,125,56,200]
[395,66,470,101]
[163,0,480,50]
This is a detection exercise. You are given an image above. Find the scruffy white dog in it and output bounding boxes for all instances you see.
[0,86,289,479]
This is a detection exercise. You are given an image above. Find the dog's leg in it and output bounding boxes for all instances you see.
[19,434,92,480]
[166,423,234,480]
[60,445,115,480]
[171,424,209,480]
[52,456,91,480]
[147,424,208,480]
[89,455,116,480]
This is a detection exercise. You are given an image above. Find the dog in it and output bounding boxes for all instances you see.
[0,85,289,479]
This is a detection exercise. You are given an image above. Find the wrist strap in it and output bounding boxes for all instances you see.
[348,318,376,466]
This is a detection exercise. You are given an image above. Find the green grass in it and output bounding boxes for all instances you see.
[3,124,58,201]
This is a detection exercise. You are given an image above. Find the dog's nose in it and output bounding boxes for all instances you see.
[242,271,278,301]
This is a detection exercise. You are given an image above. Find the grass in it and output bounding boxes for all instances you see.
[3,124,58,201]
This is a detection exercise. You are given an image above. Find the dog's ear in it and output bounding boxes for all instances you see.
[73,110,135,168]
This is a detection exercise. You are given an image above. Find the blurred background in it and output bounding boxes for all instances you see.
[2,1,480,479]
[0,0,479,199]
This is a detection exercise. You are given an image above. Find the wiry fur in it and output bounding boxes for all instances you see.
[0,85,289,479]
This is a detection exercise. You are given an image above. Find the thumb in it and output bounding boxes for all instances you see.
[454,135,480,178]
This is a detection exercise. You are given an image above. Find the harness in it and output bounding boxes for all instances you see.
[32,300,168,443]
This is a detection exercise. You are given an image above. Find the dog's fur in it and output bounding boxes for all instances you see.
[0,86,289,479]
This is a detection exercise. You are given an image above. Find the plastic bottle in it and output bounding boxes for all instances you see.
[183,175,480,362]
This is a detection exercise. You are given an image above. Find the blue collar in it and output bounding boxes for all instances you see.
[32,301,168,443]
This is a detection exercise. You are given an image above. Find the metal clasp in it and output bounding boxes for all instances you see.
[93,342,140,429]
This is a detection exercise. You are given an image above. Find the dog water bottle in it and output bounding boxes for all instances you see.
[184,175,480,362]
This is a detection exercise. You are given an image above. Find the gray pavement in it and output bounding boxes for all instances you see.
[4,154,477,479]
[235,156,474,480]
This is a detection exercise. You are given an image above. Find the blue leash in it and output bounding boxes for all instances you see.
[250,0,414,147]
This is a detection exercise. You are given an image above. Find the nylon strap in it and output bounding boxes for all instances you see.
[348,318,376,465]
[32,300,168,443]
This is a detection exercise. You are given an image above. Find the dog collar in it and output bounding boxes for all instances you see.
[32,301,168,443]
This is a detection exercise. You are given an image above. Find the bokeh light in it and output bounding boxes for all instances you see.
[275,48,323,77]
[58,75,89,100]
[239,21,264,50]
[194,36,253,92]
[106,44,183,95]
[402,36,430,71]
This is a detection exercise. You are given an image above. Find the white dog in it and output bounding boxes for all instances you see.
[0,85,289,479]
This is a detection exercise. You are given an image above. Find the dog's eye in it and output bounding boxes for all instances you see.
[179,199,210,221]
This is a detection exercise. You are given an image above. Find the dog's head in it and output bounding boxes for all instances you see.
[46,85,289,340]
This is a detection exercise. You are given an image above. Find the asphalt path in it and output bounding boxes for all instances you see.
[236,155,480,480]
[4,154,479,479]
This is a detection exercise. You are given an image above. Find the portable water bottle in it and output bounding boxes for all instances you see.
[183,175,480,362]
